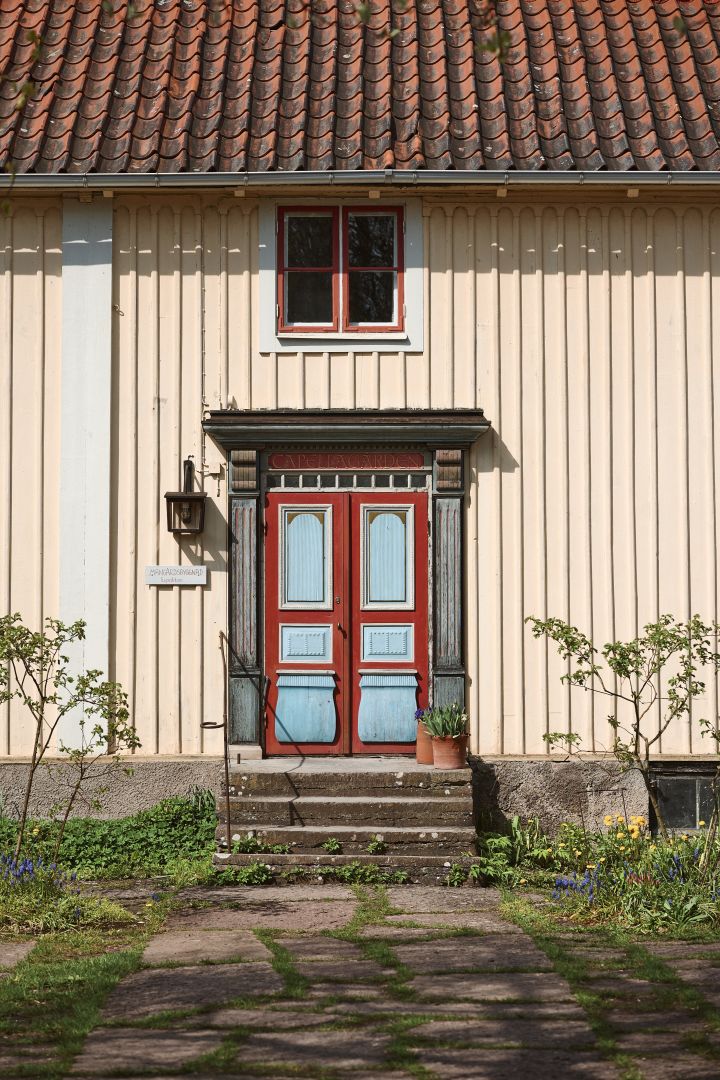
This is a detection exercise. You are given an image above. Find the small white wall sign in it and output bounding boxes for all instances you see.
[145,565,207,586]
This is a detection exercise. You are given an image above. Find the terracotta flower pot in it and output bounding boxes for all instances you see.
[431,734,469,770]
[415,721,434,765]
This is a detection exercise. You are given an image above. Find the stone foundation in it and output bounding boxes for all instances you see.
[470,756,648,833]
[0,757,225,819]
[0,754,648,832]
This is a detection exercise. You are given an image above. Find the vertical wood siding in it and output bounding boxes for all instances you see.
[4,195,720,759]
[0,203,61,756]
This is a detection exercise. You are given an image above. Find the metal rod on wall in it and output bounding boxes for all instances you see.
[201,632,232,856]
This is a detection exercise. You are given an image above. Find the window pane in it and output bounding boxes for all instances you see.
[348,271,395,325]
[348,215,395,266]
[286,216,333,267]
[284,510,326,604]
[656,777,697,830]
[286,271,333,324]
[367,509,407,603]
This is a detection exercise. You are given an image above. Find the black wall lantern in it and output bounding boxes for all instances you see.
[164,457,207,534]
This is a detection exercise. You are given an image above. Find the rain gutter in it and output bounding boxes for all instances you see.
[2,169,720,191]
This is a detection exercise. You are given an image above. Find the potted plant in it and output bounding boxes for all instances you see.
[415,708,433,765]
[421,703,469,769]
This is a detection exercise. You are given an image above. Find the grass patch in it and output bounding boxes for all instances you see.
[0,898,173,1078]
[254,930,309,999]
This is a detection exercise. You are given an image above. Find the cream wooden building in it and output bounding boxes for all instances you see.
[2,1,720,807]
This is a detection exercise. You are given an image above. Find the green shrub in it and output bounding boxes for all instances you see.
[0,789,218,880]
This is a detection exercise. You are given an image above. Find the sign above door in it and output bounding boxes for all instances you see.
[268,451,425,471]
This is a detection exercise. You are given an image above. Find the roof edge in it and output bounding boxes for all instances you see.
[3,169,720,192]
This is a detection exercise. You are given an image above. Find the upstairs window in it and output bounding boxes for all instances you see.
[277,207,404,334]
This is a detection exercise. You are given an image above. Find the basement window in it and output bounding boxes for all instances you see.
[652,766,716,831]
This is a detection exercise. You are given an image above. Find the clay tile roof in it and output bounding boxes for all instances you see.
[3,0,720,174]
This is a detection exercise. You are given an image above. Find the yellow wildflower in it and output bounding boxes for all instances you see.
[617,832,626,839]
[619,845,626,851]
[519,878,527,885]
[599,857,606,862]
[616,815,625,823]
[649,845,656,851]
[699,821,706,827]
[558,843,566,848]
[604,815,614,827]
[636,817,646,827]
[574,849,582,856]
[586,864,596,870]
[31,827,39,836]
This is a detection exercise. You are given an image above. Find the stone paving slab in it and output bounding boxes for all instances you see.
[281,936,365,960]
[386,911,522,932]
[387,885,502,912]
[414,1018,596,1047]
[636,1056,720,1078]
[413,1048,619,1078]
[167,901,355,931]
[394,937,552,972]
[410,971,575,1002]
[200,1007,331,1029]
[70,1029,220,1074]
[327,999,589,1020]
[142,929,271,966]
[239,1029,391,1069]
[177,885,355,902]
[294,958,390,981]
[0,941,35,968]
[102,962,283,1020]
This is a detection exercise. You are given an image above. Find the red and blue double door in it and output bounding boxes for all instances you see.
[264,490,429,755]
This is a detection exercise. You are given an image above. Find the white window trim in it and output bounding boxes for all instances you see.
[259,198,424,353]
[360,503,415,611]
[279,504,333,610]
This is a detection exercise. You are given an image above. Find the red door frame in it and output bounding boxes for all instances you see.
[263,488,430,755]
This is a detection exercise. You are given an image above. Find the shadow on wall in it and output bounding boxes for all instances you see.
[471,429,519,477]
[469,756,649,835]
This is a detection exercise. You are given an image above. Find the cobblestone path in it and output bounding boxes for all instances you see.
[64,885,720,1079]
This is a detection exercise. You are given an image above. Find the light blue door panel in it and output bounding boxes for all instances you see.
[368,510,407,603]
[275,673,337,743]
[357,673,418,743]
[280,625,332,662]
[284,510,326,604]
[362,624,414,662]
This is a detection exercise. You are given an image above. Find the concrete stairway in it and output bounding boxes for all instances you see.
[213,757,477,880]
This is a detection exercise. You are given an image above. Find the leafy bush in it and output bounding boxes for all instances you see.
[0,855,133,933]
[0,789,218,879]
[470,814,720,933]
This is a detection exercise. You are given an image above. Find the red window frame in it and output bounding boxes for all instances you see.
[276,206,404,335]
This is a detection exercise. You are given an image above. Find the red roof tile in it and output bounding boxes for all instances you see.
[2,0,720,173]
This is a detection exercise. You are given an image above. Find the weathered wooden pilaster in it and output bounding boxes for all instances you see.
[432,450,465,709]
[228,450,262,744]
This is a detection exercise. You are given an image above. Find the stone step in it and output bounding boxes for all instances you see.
[215,823,477,857]
[227,768,472,800]
[219,794,474,828]
[213,851,476,883]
